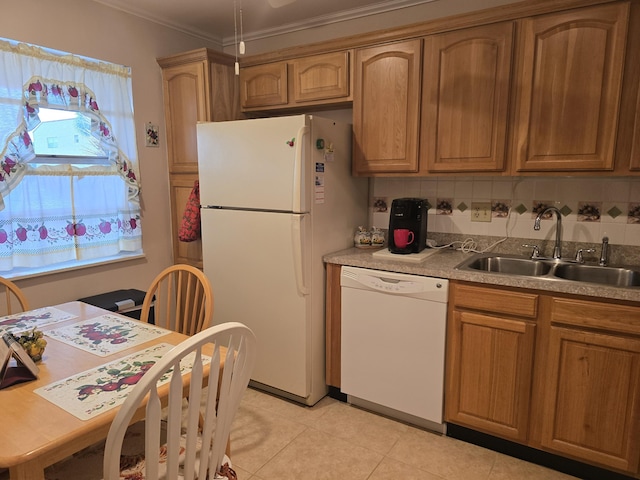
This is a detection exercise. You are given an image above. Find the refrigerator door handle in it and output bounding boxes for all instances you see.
[292,124,310,213]
[292,215,310,296]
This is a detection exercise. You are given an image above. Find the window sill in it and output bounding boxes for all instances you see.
[2,251,145,281]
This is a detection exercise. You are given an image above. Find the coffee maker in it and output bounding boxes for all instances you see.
[388,198,428,254]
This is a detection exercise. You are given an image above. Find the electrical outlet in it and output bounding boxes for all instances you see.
[471,202,492,222]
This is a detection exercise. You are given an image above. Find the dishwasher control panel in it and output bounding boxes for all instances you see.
[340,266,448,302]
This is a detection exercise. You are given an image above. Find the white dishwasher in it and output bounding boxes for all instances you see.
[340,266,448,432]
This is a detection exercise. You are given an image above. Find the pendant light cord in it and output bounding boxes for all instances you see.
[233,0,239,74]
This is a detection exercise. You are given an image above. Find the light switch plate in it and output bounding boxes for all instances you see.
[471,202,492,222]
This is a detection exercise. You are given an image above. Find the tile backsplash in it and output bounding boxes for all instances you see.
[370,177,640,248]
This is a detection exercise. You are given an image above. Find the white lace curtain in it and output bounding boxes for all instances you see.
[0,39,142,271]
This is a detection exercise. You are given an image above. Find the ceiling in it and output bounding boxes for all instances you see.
[92,0,437,47]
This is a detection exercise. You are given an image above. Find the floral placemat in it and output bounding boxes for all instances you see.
[0,307,77,334]
[45,315,171,356]
[35,343,211,420]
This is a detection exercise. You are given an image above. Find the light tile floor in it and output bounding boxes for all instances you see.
[231,387,581,480]
[0,386,582,480]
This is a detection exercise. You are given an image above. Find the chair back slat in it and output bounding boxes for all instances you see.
[145,389,162,479]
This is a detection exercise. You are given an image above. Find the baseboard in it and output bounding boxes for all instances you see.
[446,423,636,480]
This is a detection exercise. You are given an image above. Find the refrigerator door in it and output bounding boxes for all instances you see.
[197,115,310,213]
[201,208,312,398]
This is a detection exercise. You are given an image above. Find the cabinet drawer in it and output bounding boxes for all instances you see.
[550,297,640,335]
[452,283,538,318]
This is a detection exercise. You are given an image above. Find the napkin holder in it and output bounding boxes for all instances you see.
[0,333,39,389]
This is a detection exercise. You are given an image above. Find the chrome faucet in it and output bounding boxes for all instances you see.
[533,206,563,259]
[599,236,609,266]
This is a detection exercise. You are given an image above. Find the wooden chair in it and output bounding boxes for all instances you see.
[0,276,29,316]
[103,322,257,480]
[140,264,213,335]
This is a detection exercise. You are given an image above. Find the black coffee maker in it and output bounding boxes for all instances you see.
[388,198,428,254]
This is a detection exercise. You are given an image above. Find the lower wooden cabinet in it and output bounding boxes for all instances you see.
[446,283,537,442]
[446,280,640,476]
[538,297,640,474]
[169,174,203,268]
[540,326,640,472]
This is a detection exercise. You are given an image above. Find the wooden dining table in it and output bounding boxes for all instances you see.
[0,301,207,480]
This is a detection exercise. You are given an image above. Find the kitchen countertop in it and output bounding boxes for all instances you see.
[324,247,640,304]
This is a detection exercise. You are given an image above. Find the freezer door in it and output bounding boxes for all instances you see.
[197,115,310,213]
[201,208,311,398]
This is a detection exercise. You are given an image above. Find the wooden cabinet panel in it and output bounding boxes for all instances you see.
[540,325,640,472]
[239,62,288,109]
[550,296,640,335]
[161,62,209,174]
[630,82,640,170]
[292,51,350,103]
[512,3,629,172]
[422,22,513,173]
[452,282,539,318]
[353,39,422,174]
[169,174,203,269]
[325,263,342,387]
[446,309,536,441]
[158,48,238,266]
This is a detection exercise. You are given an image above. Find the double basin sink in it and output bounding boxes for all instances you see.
[455,254,640,288]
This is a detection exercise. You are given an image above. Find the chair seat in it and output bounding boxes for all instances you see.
[44,423,236,480]
[119,435,235,480]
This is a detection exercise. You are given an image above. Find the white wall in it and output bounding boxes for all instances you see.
[0,0,221,307]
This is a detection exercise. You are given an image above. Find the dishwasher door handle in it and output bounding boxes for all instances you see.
[358,274,427,294]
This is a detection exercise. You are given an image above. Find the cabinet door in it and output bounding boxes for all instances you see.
[239,62,288,109]
[161,62,210,174]
[169,174,203,268]
[353,40,422,174]
[422,22,513,173]
[540,326,640,473]
[292,51,350,103]
[446,309,536,442]
[512,3,629,172]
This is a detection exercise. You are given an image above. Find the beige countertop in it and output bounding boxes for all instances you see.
[324,247,640,304]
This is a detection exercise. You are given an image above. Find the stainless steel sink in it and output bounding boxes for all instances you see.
[461,255,552,276]
[455,253,640,288]
[553,264,640,288]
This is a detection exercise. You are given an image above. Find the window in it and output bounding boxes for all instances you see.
[29,108,109,165]
[0,39,142,278]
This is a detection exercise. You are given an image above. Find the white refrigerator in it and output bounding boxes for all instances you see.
[196,114,368,405]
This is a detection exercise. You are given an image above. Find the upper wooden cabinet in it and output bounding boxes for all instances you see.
[511,3,630,172]
[239,62,288,109]
[158,49,239,174]
[352,39,422,174]
[422,22,514,173]
[291,51,350,103]
[239,51,352,111]
[630,80,640,170]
